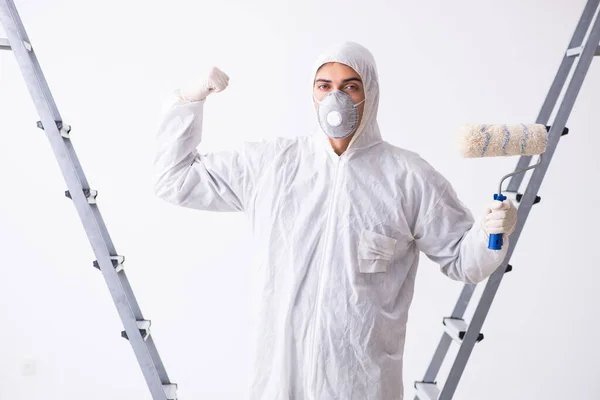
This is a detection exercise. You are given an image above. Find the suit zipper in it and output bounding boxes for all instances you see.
[307,155,343,399]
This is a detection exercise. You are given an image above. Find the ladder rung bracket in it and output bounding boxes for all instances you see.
[121,319,151,341]
[566,46,598,57]
[93,255,125,273]
[163,383,178,400]
[414,381,440,400]
[516,194,541,204]
[443,317,484,343]
[545,124,569,136]
[0,37,10,50]
[502,191,519,203]
[567,46,584,57]
[65,188,98,204]
[37,120,71,138]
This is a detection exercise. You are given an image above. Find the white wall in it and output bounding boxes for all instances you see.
[1,0,598,398]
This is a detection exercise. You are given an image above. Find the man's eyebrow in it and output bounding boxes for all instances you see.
[314,77,362,84]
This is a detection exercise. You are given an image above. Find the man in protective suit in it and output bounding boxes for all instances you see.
[154,41,517,400]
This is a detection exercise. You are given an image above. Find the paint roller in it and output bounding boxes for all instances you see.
[457,123,549,250]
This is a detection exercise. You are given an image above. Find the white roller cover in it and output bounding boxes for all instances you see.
[458,123,547,158]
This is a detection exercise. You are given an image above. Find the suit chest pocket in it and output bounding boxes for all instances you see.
[357,230,397,273]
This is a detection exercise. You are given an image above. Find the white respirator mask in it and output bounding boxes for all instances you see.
[314,90,365,139]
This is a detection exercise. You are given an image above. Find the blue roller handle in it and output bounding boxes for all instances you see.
[488,193,507,250]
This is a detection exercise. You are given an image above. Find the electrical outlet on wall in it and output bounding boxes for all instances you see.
[21,358,37,377]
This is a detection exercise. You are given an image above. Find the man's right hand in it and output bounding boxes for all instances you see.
[176,66,230,102]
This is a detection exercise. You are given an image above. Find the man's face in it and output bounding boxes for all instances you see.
[313,62,366,130]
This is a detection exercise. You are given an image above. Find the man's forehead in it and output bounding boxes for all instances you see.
[314,63,362,82]
[316,61,359,73]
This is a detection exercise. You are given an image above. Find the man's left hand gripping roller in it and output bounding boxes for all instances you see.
[457,123,548,250]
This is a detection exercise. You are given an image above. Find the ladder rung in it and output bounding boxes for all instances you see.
[0,38,32,51]
[567,45,600,57]
[163,383,178,400]
[414,381,440,400]
[0,38,10,50]
[443,317,484,344]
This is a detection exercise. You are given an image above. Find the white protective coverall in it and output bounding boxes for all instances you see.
[154,41,508,400]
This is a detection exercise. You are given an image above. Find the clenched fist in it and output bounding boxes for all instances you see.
[175,66,230,102]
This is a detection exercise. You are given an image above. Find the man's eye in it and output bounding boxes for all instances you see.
[319,85,329,90]
[345,85,358,91]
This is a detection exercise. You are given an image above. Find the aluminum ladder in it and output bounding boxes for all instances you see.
[415,1,600,398]
[0,1,177,398]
